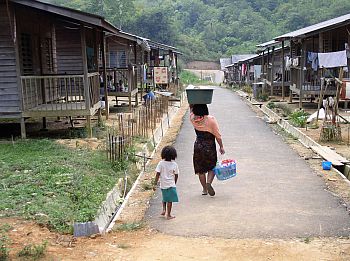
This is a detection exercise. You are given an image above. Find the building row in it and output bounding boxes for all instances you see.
[0,0,180,137]
[222,13,350,108]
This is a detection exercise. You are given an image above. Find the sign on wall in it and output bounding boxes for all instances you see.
[154,67,168,84]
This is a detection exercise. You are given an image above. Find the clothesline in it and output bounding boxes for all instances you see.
[307,50,348,70]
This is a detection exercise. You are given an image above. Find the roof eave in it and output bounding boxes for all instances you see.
[11,0,120,34]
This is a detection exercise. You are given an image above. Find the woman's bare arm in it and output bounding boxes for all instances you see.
[216,137,225,155]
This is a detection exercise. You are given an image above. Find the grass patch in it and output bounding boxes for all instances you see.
[141,182,153,191]
[0,224,11,261]
[117,243,131,249]
[303,237,312,244]
[17,241,48,260]
[114,222,144,231]
[0,139,126,233]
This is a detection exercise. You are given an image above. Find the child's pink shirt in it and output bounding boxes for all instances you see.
[190,113,222,139]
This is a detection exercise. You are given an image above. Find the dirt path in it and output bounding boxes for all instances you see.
[2,88,350,260]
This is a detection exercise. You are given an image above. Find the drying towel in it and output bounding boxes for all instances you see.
[318,50,348,68]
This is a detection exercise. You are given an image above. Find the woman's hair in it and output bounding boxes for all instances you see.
[192,104,209,116]
[161,146,177,161]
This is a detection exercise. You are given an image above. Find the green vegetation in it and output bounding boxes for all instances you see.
[0,224,12,261]
[275,103,293,117]
[114,222,144,231]
[256,92,268,102]
[179,71,213,85]
[242,85,253,95]
[289,109,309,128]
[0,139,128,233]
[17,241,48,261]
[47,0,350,61]
[267,102,276,109]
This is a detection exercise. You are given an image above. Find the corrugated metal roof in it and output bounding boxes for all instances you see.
[231,54,254,64]
[275,13,350,40]
[237,54,260,63]
[256,40,279,48]
[12,0,120,34]
[220,58,232,70]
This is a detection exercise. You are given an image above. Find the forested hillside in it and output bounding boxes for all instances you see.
[46,0,350,61]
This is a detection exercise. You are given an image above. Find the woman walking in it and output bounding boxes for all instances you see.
[190,104,225,196]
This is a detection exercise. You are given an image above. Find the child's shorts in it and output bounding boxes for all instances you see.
[161,187,179,202]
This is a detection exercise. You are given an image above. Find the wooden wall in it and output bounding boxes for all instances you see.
[0,3,21,116]
[56,24,83,75]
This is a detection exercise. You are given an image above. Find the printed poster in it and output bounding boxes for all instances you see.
[154,67,168,84]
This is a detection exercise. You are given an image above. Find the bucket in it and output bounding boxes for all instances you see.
[322,161,332,170]
[186,86,214,104]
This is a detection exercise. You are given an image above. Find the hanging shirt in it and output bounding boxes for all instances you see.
[318,50,348,68]
[254,65,262,79]
[307,52,319,71]
[285,56,292,70]
[241,64,247,76]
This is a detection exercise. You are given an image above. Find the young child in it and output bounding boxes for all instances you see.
[154,146,179,220]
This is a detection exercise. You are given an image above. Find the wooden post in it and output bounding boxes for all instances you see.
[270,46,275,96]
[101,31,109,118]
[299,41,304,109]
[20,118,26,139]
[316,69,326,123]
[261,50,265,95]
[335,67,344,118]
[289,40,293,103]
[81,25,92,137]
[282,41,285,100]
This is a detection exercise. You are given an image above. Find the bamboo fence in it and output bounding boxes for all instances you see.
[106,96,169,162]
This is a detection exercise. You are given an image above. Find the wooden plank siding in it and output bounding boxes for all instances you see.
[56,24,84,75]
[0,4,21,116]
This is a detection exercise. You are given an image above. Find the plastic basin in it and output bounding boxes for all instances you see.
[322,161,332,170]
[186,87,214,104]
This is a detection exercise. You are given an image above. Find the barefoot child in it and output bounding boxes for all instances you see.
[154,146,179,220]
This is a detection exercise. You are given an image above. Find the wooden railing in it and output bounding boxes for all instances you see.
[21,73,100,112]
[88,72,100,107]
[101,67,138,93]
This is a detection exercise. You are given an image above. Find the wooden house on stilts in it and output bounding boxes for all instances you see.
[0,0,119,137]
[101,32,180,114]
[273,14,350,108]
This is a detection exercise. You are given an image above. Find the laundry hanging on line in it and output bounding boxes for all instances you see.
[318,50,348,68]
[254,65,261,79]
[241,64,247,75]
[307,51,318,71]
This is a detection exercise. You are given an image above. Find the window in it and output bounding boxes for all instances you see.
[42,37,54,73]
[110,50,127,68]
[21,33,33,75]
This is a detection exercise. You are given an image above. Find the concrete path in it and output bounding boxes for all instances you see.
[146,87,350,239]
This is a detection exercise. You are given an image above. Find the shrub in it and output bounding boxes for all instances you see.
[289,109,309,128]
[267,102,276,109]
[242,85,252,94]
[17,241,48,260]
[257,92,269,102]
